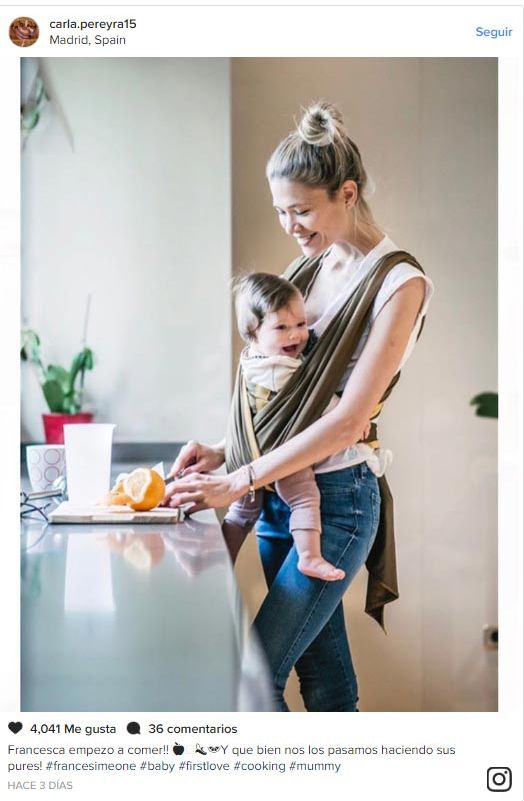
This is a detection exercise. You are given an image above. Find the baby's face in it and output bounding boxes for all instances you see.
[253,293,309,358]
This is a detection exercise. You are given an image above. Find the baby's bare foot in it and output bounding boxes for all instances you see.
[298,556,345,582]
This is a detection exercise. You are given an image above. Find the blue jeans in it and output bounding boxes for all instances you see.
[254,463,380,712]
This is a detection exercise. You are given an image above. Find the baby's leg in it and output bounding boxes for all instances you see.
[276,470,345,582]
[292,529,346,581]
[222,489,263,564]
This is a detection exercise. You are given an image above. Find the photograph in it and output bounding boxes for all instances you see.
[20,56,497,713]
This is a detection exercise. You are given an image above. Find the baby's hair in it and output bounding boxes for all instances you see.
[233,272,301,343]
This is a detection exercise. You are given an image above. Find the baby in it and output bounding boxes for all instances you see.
[223,272,345,582]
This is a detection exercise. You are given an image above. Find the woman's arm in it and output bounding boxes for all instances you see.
[164,278,425,510]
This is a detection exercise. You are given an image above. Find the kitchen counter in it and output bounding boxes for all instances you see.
[20,455,273,712]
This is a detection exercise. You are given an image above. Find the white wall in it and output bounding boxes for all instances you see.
[232,58,497,711]
[21,58,231,444]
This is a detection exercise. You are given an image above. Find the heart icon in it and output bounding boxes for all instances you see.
[8,722,23,734]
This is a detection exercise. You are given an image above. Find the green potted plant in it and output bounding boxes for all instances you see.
[21,328,95,444]
[470,392,498,419]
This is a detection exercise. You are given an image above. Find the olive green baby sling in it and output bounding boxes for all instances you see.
[226,250,425,629]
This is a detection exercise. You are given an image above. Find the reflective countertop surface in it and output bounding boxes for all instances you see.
[21,468,273,712]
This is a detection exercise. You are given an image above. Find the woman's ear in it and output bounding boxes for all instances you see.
[341,180,358,209]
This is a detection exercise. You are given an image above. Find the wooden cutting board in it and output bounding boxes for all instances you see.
[48,501,183,524]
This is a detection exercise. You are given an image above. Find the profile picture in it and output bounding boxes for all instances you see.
[9,17,39,47]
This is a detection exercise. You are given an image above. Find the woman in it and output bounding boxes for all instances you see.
[164,102,433,711]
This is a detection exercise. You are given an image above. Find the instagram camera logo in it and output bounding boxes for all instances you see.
[487,767,512,792]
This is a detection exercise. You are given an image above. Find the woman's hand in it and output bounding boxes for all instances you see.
[168,440,225,478]
[360,420,371,441]
[162,469,248,514]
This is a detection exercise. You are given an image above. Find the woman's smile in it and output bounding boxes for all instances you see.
[269,177,354,257]
[295,232,318,249]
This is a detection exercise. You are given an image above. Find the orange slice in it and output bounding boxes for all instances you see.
[121,468,166,511]
[101,478,131,507]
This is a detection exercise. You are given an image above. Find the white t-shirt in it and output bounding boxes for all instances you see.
[307,235,434,475]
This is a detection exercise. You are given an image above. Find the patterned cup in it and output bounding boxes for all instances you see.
[26,445,66,493]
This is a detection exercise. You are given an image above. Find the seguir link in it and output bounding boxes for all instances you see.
[475,26,513,38]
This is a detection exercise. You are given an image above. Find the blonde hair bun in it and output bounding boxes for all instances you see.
[297,102,346,146]
[266,100,375,227]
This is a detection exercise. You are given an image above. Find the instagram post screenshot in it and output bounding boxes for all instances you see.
[0,4,522,799]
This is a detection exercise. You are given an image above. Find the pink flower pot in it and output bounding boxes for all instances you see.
[42,412,94,444]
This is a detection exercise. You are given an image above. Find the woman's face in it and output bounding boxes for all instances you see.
[269,177,355,258]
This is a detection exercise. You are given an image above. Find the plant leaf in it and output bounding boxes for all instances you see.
[83,348,94,370]
[62,395,80,414]
[20,329,42,365]
[470,392,498,419]
[46,364,70,389]
[42,380,65,413]
[70,348,94,376]
[68,348,94,397]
